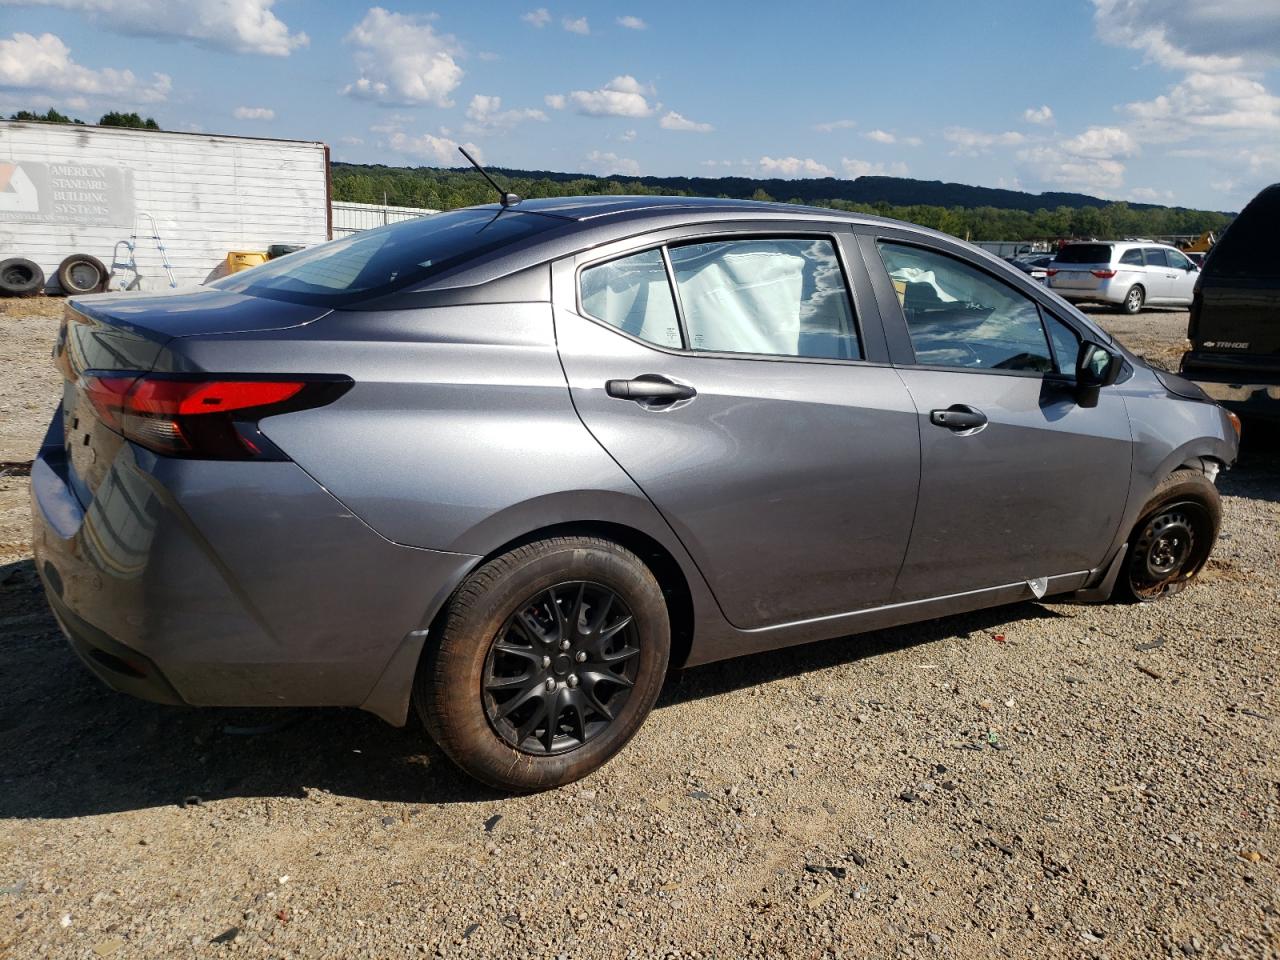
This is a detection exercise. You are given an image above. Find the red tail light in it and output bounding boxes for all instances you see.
[1091,269,1117,279]
[1045,268,1059,277]
[82,373,351,459]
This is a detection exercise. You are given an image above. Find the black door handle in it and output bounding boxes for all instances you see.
[929,405,988,431]
[605,376,696,403]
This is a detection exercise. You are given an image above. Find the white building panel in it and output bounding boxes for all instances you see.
[0,121,330,292]
[332,200,439,237]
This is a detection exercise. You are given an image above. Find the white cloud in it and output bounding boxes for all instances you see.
[341,8,462,107]
[562,16,589,35]
[0,0,307,56]
[464,94,546,133]
[1092,0,1279,72]
[943,127,1025,156]
[901,135,923,147]
[0,31,170,102]
[563,75,654,117]
[339,135,364,146]
[1023,104,1054,124]
[841,157,909,177]
[813,118,855,133]
[1123,71,1280,137]
[1059,126,1137,159]
[618,128,637,142]
[521,7,550,27]
[544,93,566,110]
[1129,186,1174,202]
[233,105,274,120]
[1018,146,1127,193]
[659,110,712,132]
[617,15,646,29]
[864,129,896,144]
[759,156,834,178]
[389,130,481,166]
[584,149,640,177]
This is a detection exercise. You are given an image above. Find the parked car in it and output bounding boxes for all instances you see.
[1047,240,1199,313]
[1008,253,1054,283]
[32,196,1239,791]
[1181,183,1280,422]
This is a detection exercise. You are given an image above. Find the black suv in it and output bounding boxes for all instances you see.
[1181,183,1280,422]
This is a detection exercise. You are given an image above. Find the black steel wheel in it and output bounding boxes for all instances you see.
[0,257,44,296]
[415,536,670,792]
[1127,503,1203,599]
[483,581,640,755]
[1114,469,1221,603]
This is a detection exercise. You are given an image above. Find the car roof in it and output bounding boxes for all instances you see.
[483,194,861,222]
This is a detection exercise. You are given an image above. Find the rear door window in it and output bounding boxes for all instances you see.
[1119,248,1144,267]
[1144,248,1170,267]
[877,242,1053,372]
[1204,186,1280,279]
[667,238,862,360]
[580,250,682,348]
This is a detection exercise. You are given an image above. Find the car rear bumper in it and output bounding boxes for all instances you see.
[31,410,479,719]
[1049,277,1127,304]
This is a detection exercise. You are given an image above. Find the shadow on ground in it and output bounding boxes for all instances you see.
[1,433,1274,821]
[0,554,1059,820]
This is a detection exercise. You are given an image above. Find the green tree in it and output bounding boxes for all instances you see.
[99,111,160,130]
[9,108,83,124]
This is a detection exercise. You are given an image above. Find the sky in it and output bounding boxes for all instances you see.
[0,0,1278,211]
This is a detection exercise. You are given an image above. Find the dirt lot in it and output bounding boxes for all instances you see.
[0,299,1276,959]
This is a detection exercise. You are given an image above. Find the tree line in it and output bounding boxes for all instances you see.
[8,108,160,129]
[331,163,1232,243]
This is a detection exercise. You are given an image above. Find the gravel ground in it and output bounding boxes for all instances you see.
[0,298,1276,960]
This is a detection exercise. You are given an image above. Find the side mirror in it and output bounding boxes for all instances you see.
[1075,341,1123,408]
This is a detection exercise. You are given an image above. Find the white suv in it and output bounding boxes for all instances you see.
[1048,241,1199,313]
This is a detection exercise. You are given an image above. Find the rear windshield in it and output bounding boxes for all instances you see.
[1055,243,1113,264]
[211,207,563,305]
[1203,185,1280,280]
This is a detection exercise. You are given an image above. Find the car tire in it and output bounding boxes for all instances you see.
[1119,284,1144,315]
[1113,469,1221,603]
[0,258,45,297]
[415,536,670,792]
[56,254,108,295]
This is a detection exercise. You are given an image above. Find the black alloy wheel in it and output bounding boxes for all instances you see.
[483,581,639,755]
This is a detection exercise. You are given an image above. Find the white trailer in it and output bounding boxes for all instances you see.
[0,120,331,293]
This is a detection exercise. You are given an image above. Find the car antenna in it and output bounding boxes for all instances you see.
[458,146,521,207]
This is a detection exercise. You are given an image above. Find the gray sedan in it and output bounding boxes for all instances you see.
[32,196,1240,791]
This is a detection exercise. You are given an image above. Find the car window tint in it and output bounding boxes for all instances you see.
[210,207,563,306]
[877,242,1053,373]
[1119,248,1144,266]
[1144,248,1169,267]
[1043,311,1081,375]
[667,238,860,360]
[580,250,682,349]
[1166,249,1193,270]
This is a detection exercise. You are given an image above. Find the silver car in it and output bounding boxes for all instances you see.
[1048,240,1200,313]
[32,197,1240,791]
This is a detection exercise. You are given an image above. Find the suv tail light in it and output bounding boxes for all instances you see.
[1091,269,1117,279]
[82,373,352,460]
[1045,268,1059,277]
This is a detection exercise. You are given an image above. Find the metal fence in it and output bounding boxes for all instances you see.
[331,201,440,237]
